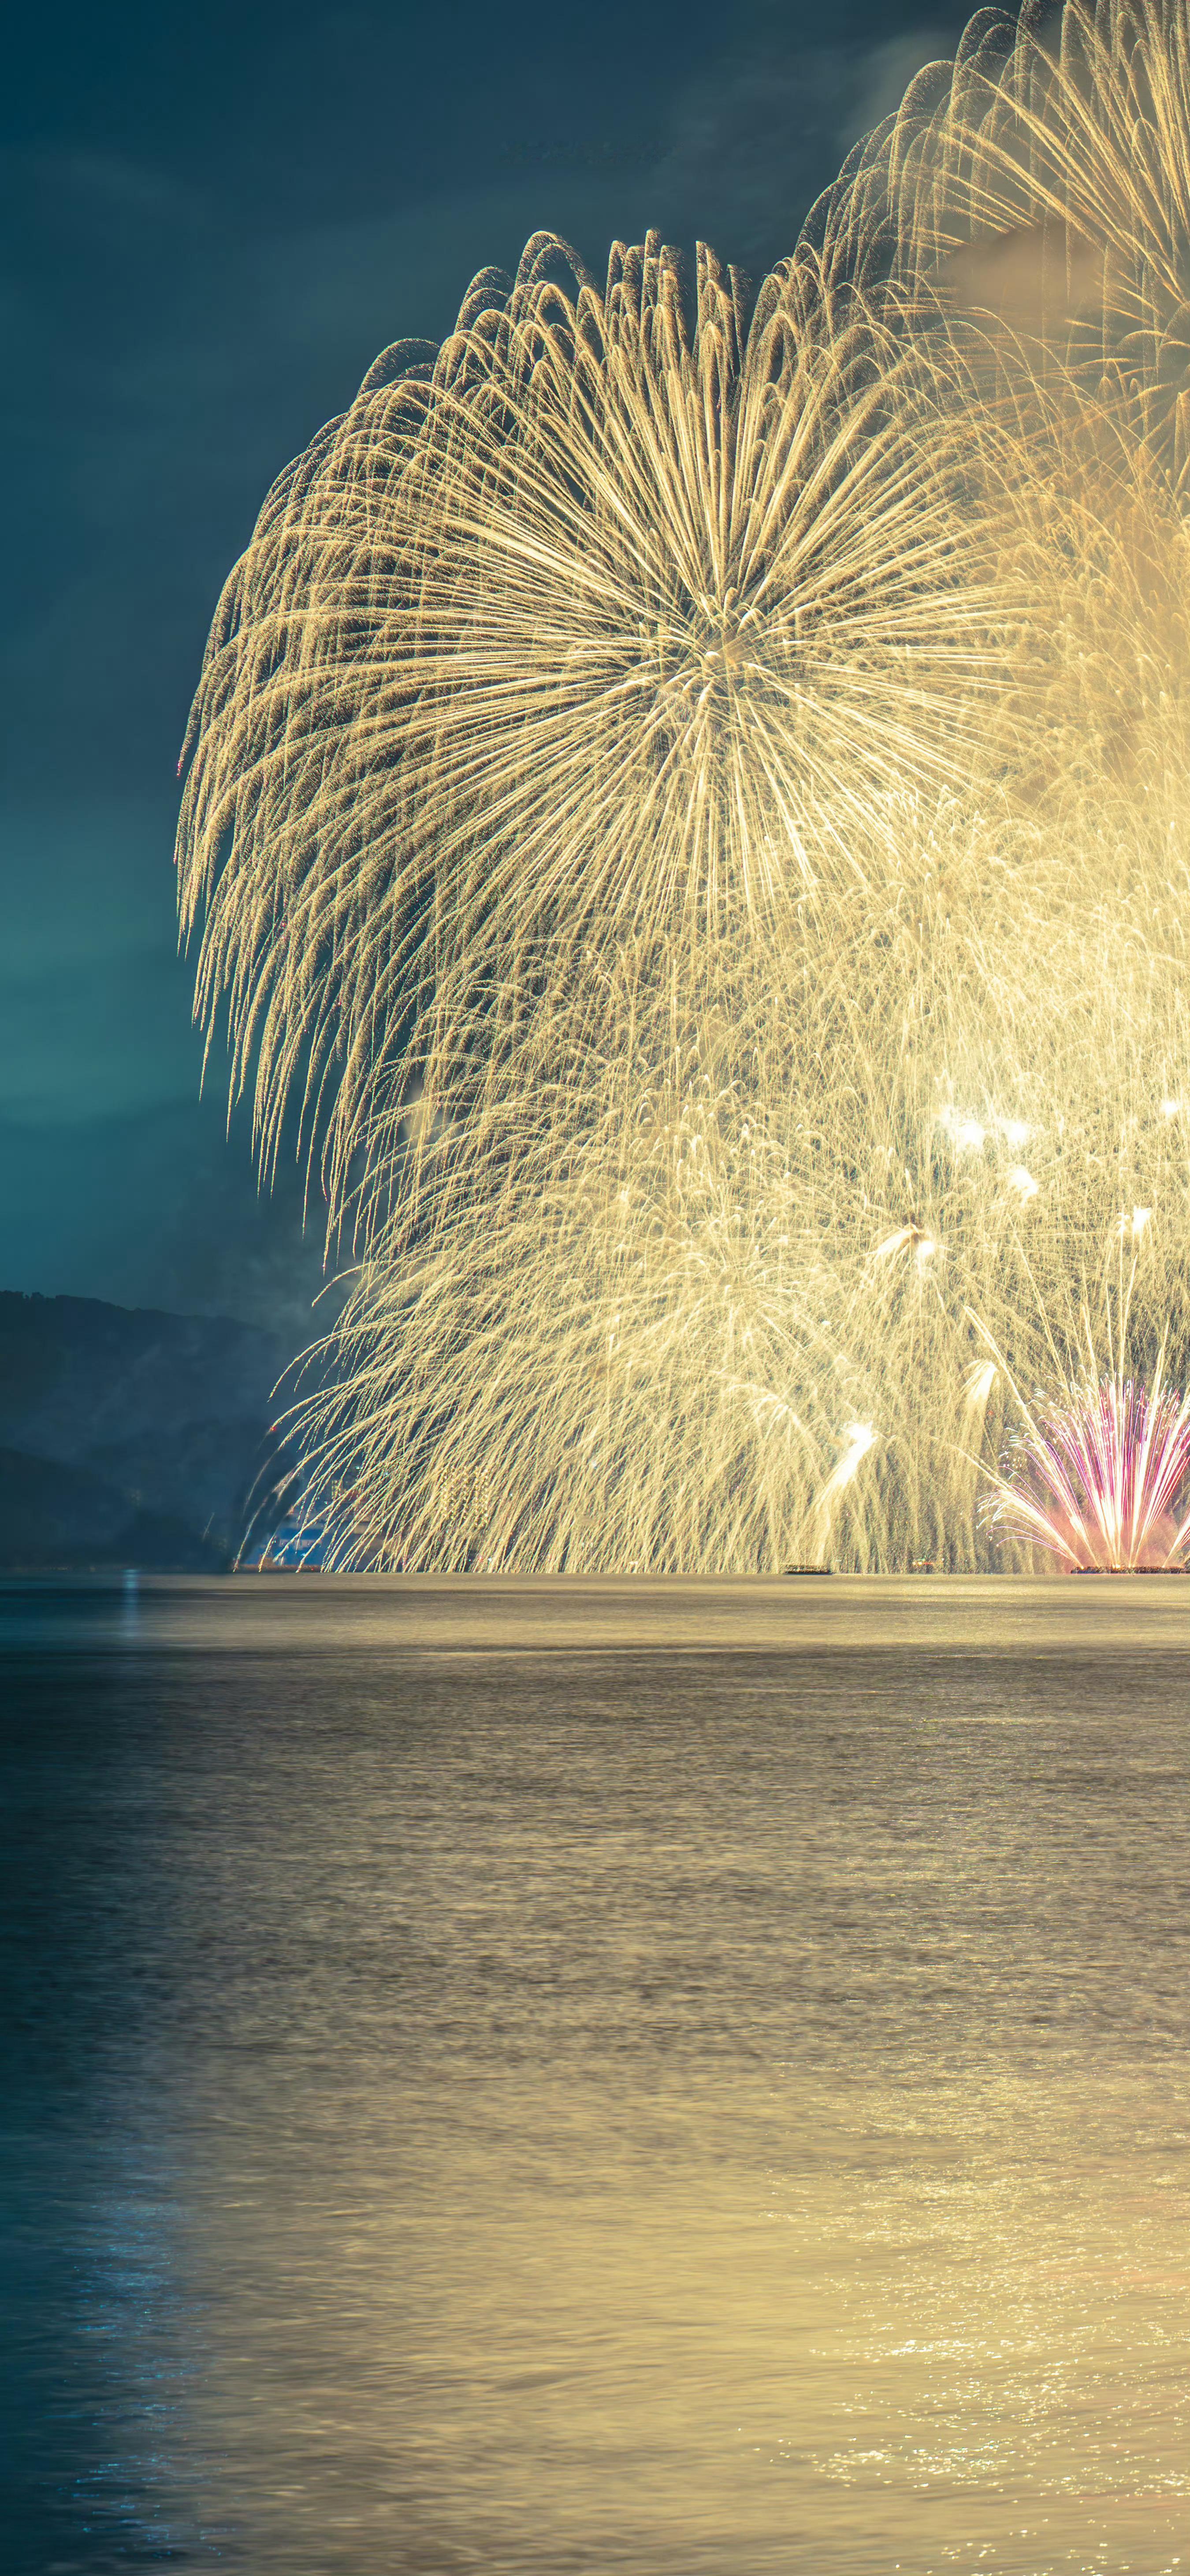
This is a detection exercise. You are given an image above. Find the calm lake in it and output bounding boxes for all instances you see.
[4,1575,1188,2575]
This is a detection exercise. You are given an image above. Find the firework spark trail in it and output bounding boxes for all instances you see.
[180,4,1190,1570]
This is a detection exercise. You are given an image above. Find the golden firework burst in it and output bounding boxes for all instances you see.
[178,231,1011,1229]
[182,4,1190,1570]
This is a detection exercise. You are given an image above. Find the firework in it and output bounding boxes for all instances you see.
[977,1235,1190,1572]
[278,855,1190,1570]
[814,1,1190,410]
[178,231,1013,1230]
[807,1,1190,817]
[983,1353,1190,1573]
[180,7,1190,1571]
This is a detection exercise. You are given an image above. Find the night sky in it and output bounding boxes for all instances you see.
[3,0,972,1340]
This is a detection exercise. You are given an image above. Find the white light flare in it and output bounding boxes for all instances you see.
[1119,1205,1152,1241]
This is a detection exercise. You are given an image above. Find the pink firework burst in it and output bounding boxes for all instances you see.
[987,1370,1190,1571]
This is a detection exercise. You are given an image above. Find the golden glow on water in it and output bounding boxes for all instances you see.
[183,2064,1189,2572]
[67,1577,1173,2575]
[5,1576,1188,2568]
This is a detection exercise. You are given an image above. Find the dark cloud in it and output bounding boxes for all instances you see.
[654,23,958,265]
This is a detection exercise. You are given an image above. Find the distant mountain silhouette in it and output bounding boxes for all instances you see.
[0,1292,299,1570]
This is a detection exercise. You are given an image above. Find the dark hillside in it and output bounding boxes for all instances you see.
[0,1293,298,1567]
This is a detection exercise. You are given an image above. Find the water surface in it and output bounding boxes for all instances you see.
[4,1575,1188,2573]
